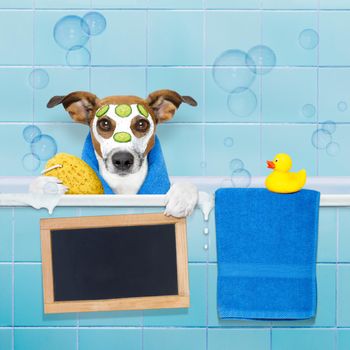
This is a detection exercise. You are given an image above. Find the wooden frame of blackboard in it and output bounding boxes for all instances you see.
[40,213,189,314]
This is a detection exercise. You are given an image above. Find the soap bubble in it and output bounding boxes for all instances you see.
[31,134,57,161]
[326,142,340,156]
[231,168,252,188]
[230,158,244,171]
[200,161,207,168]
[337,101,347,112]
[22,153,40,172]
[299,29,319,50]
[311,129,332,149]
[43,181,60,194]
[83,12,106,36]
[23,125,41,143]
[224,137,234,147]
[321,120,336,134]
[247,45,276,75]
[28,69,49,89]
[54,15,90,50]
[66,46,91,67]
[212,49,256,92]
[302,104,316,118]
[227,88,257,117]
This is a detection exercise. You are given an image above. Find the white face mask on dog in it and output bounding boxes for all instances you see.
[92,103,155,175]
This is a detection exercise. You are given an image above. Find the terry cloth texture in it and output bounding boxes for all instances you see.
[215,188,320,320]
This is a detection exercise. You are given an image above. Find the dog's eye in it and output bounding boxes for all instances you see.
[98,118,112,131]
[135,119,150,132]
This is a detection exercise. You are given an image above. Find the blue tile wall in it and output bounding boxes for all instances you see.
[14,329,76,350]
[261,68,318,123]
[338,330,350,350]
[0,12,33,65]
[205,0,261,10]
[91,11,147,66]
[317,208,337,263]
[144,329,206,350]
[262,0,318,9]
[262,11,318,66]
[79,329,142,350]
[0,3,349,178]
[14,264,77,326]
[0,329,12,350]
[147,67,203,122]
[271,329,335,350]
[339,208,350,262]
[0,265,12,326]
[205,11,261,65]
[34,68,90,122]
[143,264,207,326]
[0,69,33,122]
[319,11,350,66]
[204,125,260,176]
[148,11,203,66]
[338,265,350,327]
[0,0,32,8]
[0,2,350,350]
[0,205,348,348]
[208,329,270,350]
[0,209,12,262]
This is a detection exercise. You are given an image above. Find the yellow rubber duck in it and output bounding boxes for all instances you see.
[265,153,307,194]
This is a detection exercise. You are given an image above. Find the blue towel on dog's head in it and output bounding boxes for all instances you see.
[81,133,171,194]
[215,188,320,320]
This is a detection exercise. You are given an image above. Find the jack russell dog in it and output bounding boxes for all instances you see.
[30,89,199,218]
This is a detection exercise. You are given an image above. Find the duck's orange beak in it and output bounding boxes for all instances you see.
[267,160,275,169]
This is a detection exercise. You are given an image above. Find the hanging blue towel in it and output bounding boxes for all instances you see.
[215,188,320,320]
[81,133,171,194]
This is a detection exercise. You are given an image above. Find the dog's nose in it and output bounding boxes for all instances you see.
[112,152,134,171]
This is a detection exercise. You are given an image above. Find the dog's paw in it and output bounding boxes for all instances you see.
[29,176,68,195]
[164,182,198,218]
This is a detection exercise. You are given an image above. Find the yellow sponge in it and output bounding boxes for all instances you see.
[43,153,104,195]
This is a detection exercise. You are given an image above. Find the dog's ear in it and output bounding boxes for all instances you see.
[47,91,99,125]
[146,89,197,123]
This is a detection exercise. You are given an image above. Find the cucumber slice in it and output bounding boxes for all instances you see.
[115,104,132,117]
[137,104,149,118]
[95,105,109,118]
[113,132,131,143]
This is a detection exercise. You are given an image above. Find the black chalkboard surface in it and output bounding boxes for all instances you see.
[51,224,178,301]
[41,213,189,314]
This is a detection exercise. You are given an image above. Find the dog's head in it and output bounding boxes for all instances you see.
[47,90,197,176]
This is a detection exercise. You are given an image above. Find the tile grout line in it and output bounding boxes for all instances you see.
[260,2,274,346]
[2,8,350,11]
[335,207,340,349]
[31,0,36,171]
[202,2,209,347]
[11,208,15,350]
[3,65,350,68]
[32,0,35,126]
[201,0,207,178]
[336,208,339,331]
[2,325,349,330]
[315,0,320,176]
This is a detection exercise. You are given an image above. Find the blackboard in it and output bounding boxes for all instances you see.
[40,213,189,314]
